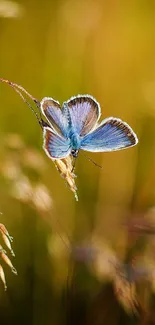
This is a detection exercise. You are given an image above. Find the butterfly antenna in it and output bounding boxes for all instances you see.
[0,78,42,125]
[81,151,102,169]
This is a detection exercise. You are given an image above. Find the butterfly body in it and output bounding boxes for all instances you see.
[40,95,138,160]
[69,132,81,150]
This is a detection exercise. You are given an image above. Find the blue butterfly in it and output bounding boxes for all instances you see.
[40,95,138,160]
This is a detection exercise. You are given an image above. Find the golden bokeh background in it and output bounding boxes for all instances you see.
[0,1,155,324]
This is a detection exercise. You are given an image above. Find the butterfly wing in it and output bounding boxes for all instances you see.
[80,118,138,152]
[41,97,68,136]
[65,95,101,136]
[43,127,71,159]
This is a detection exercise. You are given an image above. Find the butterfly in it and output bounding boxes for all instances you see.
[0,79,138,160]
[40,95,138,160]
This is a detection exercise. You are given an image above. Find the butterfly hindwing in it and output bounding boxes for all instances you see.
[65,95,101,136]
[43,127,71,159]
[80,118,138,152]
[41,97,68,136]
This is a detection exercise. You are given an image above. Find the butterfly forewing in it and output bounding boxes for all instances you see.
[43,127,71,159]
[41,97,68,136]
[80,118,138,152]
[65,95,101,136]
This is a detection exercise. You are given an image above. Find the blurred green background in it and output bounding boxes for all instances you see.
[0,0,155,324]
